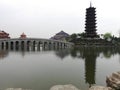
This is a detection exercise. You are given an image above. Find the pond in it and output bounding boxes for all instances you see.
[0,47,120,90]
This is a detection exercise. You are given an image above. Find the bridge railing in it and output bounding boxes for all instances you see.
[0,38,74,51]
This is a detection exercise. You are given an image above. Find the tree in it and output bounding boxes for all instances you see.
[70,33,77,42]
[71,33,77,39]
[78,32,85,38]
[103,33,112,41]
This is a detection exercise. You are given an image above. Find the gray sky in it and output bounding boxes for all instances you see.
[0,0,120,38]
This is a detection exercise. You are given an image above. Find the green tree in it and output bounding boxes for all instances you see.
[71,33,77,39]
[103,33,112,41]
[70,33,77,42]
[78,32,85,38]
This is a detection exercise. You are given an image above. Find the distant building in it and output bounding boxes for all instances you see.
[50,30,70,41]
[0,30,10,39]
[20,32,27,39]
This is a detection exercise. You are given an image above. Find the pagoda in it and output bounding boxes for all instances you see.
[84,2,98,38]
[20,32,27,39]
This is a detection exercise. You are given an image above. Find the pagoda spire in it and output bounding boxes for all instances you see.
[90,1,92,7]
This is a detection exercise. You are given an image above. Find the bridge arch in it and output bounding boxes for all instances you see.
[15,41,19,50]
[32,41,36,50]
[21,41,25,50]
[26,41,30,50]
[27,41,31,46]
[1,42,4,49]
[33,41,36,46]
[37,41,42,50]
[10,41,14,50]
[6,42,9,49]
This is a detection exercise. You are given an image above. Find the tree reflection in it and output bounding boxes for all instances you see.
[73,47,97,87]
[0,46,120,88]
[70,47,120,87]
[70,47,120,59]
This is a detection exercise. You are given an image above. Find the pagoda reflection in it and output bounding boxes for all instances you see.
[83,47,98,87]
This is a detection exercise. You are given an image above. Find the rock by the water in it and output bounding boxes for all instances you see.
[89,86,112,90]
[106,71,120,90]
[50,84,80,90]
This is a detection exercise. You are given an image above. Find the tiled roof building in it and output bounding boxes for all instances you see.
[50,31,70,41]
[0,30,10,39]
[20,33,27,39]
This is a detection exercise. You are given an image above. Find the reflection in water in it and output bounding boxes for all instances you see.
[82,48,97,87]
[70,47,120,87]
[0,50,8,59]
[2,45,120,60]
[55,49,70,59]
[70,47,97,87]
[0,47,120,90]
[70,47,120,59]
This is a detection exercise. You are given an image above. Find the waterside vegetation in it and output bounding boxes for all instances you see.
[67,32,120,47]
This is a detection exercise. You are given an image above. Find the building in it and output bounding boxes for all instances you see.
[84,2,99,38]
[0,30,10,39]
[50,30,70,41]
[20,32,27,39]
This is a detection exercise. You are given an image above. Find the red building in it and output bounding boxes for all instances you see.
[0,30,10,39]
[20,33,27,39]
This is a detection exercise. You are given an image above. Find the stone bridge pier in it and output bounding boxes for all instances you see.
[0,38,73,51]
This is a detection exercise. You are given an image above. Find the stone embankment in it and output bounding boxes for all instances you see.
[4,85,113,90]
[50,84,113,90]
[106,71,120,90]
[50,71,120,90]
[89,86,112,90]
[50,84,80,90]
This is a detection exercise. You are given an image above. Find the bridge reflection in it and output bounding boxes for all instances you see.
[0,50,9,59]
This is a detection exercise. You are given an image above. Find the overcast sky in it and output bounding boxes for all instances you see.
[0,0,120,38]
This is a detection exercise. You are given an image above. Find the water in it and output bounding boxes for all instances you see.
[0,47,120,90]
